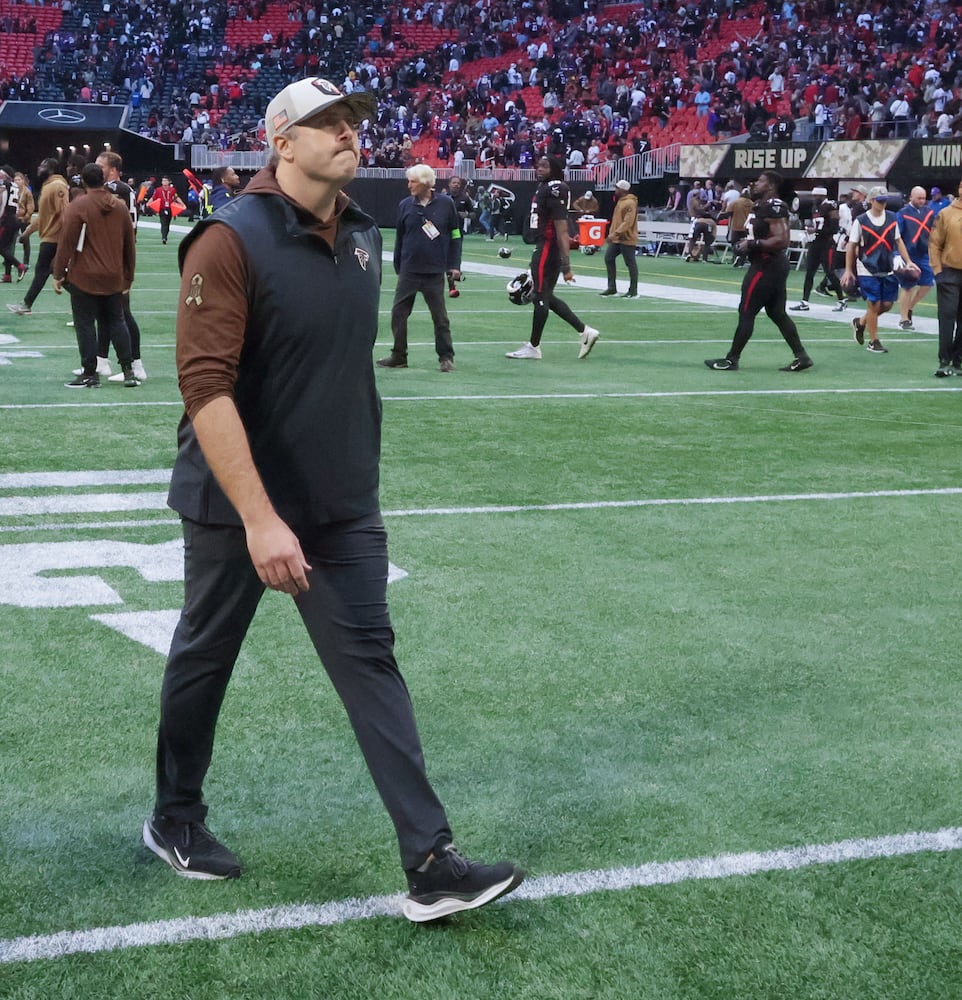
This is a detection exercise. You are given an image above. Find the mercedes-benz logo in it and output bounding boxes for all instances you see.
[38,108,86,124]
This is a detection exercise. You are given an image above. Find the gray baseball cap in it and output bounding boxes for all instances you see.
[265,78,376,144]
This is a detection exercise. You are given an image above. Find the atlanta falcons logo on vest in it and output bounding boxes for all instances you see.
[354,247,370,270]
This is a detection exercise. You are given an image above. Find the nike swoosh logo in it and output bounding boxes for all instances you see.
[174,847,190,868]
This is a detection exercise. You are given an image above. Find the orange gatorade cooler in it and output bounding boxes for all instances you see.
[577,217,609,247]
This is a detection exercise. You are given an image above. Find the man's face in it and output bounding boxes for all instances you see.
[224,167,240,189]
[536,158,552,181]
[281,106,360,187]
[751,174,774,200]
[407,177,432,199]
[909,187,927,208]
[95,155,115,181]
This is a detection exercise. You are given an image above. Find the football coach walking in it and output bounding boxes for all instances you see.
[143,77,523,922]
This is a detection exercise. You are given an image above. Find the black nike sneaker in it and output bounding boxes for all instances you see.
[143,816,241,880]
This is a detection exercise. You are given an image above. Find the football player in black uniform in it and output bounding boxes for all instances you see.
[506,156,599,360]
[0,165,27,282]
[790,195,846,312]
[706,170,813,372]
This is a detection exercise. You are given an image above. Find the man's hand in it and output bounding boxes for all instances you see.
[53,278,63,295]
[246,513,312,595]
[841,270,857,291]
[563,269,575,283]
[448,268,461,282]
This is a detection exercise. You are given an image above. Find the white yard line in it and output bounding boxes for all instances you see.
[2,825,960,964]
[1,487,962,521]
[1,384,961,412]
[0,470,173,488]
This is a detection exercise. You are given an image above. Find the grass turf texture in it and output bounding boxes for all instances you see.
[1,225,961,997]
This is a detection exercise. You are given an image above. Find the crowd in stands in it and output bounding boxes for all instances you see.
[2,0,962,166]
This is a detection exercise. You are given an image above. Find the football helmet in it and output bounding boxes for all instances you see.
[498,246,512,258]
[506,271,533,305]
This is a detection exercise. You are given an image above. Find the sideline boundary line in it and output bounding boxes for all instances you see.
[2,487,962,522]
[2,385,962,411]
[2,825,960,964]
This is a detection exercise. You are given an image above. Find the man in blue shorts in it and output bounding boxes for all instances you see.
[842,186,919,354]
[896,186,935,330]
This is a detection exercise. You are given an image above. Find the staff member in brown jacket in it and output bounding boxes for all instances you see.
[928,178,962,377]
[7,159,68,317]
[14,171,34,268]
[54,163,138,388]
[599,179,639,298]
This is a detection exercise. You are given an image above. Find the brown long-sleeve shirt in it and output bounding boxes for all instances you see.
[609,193,639,245]
[53,187,135,295]
[23,174,68,243]
[16,185,34,224]
[929,199,962,273]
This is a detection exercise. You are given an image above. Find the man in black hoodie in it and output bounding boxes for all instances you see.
[143,78,523,923]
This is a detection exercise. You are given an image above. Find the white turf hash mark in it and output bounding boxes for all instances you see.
[1,825,960,964]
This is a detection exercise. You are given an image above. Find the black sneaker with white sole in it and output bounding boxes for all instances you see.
[851,317,865,345]
[704,357,738,370]
[403,843,524,923]
[64,374,100,388]
[143,816,242,880]
[780,355,814,372]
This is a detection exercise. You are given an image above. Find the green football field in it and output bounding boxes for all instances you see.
[2,220,962,998]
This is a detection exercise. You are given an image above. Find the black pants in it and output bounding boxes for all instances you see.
[160,208,172,242]
[530,244,585,347]
[802,241,843,300]
[0,211,21,274]
[23,241,56,308]
[154,514,452,869]
[936,268,962,366]
[67,286,132,374]
[728,253,807,361]
[17,219,30,266]
[96,292,141,359]
[390,271,454,361]
[604,242,638,293]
